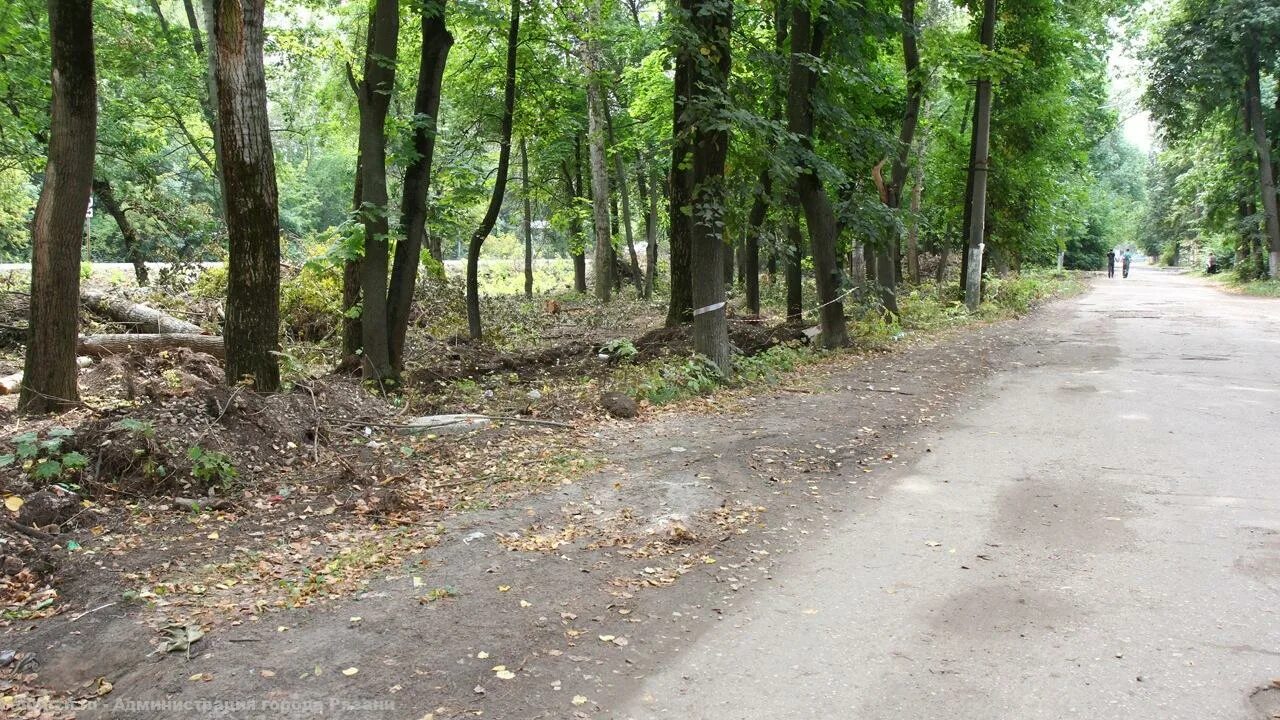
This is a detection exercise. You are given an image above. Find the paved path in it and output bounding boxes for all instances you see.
[612,266,1280,719]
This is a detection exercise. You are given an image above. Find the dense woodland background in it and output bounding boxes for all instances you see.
[2,0,1279,410]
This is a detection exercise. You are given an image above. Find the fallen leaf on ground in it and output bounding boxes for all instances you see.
[572,695,588,706]
[342,667,359,676]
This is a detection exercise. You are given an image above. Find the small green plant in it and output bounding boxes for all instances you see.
[420,586,458,603]
[110,418,156,439]
[79,262,93,280]
[633,354,725,405]
[186,446,238,489]
[601,338,639,363]
[0,427,87,481]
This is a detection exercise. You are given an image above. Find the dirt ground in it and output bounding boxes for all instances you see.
[0,294,1064,720]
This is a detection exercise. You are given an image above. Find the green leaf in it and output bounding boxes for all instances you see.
[0,454,14,468]
[46,426,73,438]
[60,451,88,470]
[33,459,62,479]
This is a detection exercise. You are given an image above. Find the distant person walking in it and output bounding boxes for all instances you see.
[1107,249,1116,278]
[1122,249,1132,278]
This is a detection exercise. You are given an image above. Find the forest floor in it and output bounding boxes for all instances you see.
[0,270,1082,719]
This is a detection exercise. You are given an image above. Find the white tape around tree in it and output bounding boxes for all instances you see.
[692,301,726,316]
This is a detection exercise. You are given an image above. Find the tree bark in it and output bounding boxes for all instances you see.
[785,5,846,347]
[635,157,658,299]
[666,0,695,326]
[92,179,148,285]
[562,156,588,293]
[388,0,452,369]
[521,136,534,298]
[744,172,769,315]
[963,0,996,310]
[21,0,96,414]
[1245,37,1280,278]
[786,208,803,320]
[465,0,519,339]
[206,0,280,391]
[618,160,642,295]
[353,0,399,383]
[341,162,363,367]
[873,0,922,312]
[585,0,613,301]
[687,0,733,372]
[906,141,924,284]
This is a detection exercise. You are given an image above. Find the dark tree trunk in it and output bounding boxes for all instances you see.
[744,172,769,315]
[635,157,658,299]
[21,0,96,414]
[206,0,280,391]
[521,136,534,298]
[353,0,400,383]
[92,178,148,285]
[571,136,587,293]
[1245,37,1280,278]
[562,156,587,293]
[388,0,452,370]
[585,0,613,302]
[722,237,734,285]
[666,0,695,326]
[875,0,922,313]
[786,208,803,321]
[906,139,924,284]
[466,0,519,339]
[963,0,995,309]
[785,6,846,347]
[687,0,733,371]
[958,94,976,291]
[619,159,642,294]
[342,157,363,364]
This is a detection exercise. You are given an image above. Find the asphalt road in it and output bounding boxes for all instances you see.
[612,265,1280,719]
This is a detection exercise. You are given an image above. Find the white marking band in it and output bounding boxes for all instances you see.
[693,301,726,316]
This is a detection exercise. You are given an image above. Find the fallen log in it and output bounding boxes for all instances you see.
[78,334,225,360]
[80,289,203,334]
[0,357,93,395]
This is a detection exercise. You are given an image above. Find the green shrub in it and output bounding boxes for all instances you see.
[190,266,229,300]
[281,265,344,342]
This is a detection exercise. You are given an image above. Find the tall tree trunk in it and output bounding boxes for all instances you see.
[957,94,976,292]
[465,0,519,339]
[666,0,695,326]
[636,157,658,299]
[342,157,363,364]
[21,0,95,414]
[205,0,280,391]
[352,0,399,383]
[744,173,768,315]
[906,141,923,284]
[388,0,452,369]
[785,4,846,347]
[873,0,922,313]
[585,0,613,301]
[1245,37,1280,278]
[963,0,995,310]
[92,178,148,285]
[687,0,733,371]
[562,156,587,293]
[619,159,642,294]
[786,208,803,321]
[521,136,534,298]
